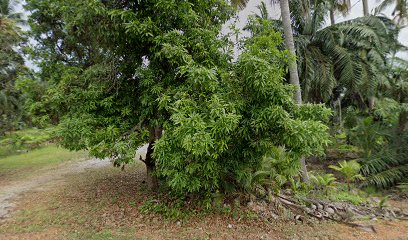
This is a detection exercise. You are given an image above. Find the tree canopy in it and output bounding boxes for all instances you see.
[25,0,330,194]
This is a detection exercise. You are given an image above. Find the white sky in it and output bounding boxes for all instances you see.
[12,0,408,68]
[235,0,408,59]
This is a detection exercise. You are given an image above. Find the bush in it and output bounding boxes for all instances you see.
[154,26,331,195]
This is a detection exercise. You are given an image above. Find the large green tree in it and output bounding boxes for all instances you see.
[26,0,235,189]
[27,0,330,195]
[154,21,331,194]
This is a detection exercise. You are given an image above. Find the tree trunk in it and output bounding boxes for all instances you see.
[362,0,369,16]
[146,163,158,190]
[280,0,302,105]
[300,157,310,183]
[280,0,309,183]
[368,97,375,112]
[144,126,162,191]
[330,9,336,25]
[396,108,407,152]
[361,0,376,112]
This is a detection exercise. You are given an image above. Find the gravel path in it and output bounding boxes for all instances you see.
[0,158,111,219]
[0,144,148,219]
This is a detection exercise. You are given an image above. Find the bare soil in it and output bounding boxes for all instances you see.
[0,149,407,239]
[0,158,110,219]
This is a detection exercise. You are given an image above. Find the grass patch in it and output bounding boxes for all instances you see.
[328,191,367,205]
[0,128,55,157]
[0,144,87,181]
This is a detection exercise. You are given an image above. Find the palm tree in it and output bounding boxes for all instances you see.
[279,0,303,105]
[0,0,23,29]
[0,0,25,135]
[267,1,397,107]
[375,0,408,25]
[359,0,378,112]
[230,0,250,9]
[328,0,351,25]
[383,56,408,150]
[362,0,370,16]
[280,0,312,183]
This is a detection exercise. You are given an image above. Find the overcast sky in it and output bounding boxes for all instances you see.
[12,0,408,68]
[235,0,408,59]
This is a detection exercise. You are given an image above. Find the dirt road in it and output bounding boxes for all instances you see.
[0,158,111,219]
[0,144,148,219]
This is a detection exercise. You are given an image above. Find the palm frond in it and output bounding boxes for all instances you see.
[364,164,408,188]
[230,0,250,10]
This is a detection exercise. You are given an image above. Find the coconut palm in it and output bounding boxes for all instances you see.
[230,0,250,10]
[249,1,399,108]
[362,0,370,16]
[360,56,408,189]
[328,0,351,25]
[375,0,408,25]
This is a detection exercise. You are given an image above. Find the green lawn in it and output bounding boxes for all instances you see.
[0,144,87,181]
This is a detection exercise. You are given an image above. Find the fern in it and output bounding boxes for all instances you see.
[310,173,337,195]
[363,164,408,188]
[397,183,408,195]
[239,146,301,194]
[329,160,365,191]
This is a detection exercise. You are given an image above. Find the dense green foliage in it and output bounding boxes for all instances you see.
[0,0,402,204]
[25,0,233,165]
[244,0,408,190]
[154,26,331,194]
[354,58,408,188]
[0,0,27,135]
[23,0,331,195]
[329,160,364,190]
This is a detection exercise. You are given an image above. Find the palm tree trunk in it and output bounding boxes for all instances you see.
[330,9,336,25]
[279,0,309,183]
[396,90,407,152]
[361,0,376,111]
[362,0,369,16]
[368,97,375,112]
[280,0,302,105]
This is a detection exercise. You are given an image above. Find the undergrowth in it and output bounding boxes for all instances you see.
[0,127,55,157]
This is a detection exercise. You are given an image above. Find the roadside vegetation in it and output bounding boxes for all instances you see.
[0,128,87,181]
